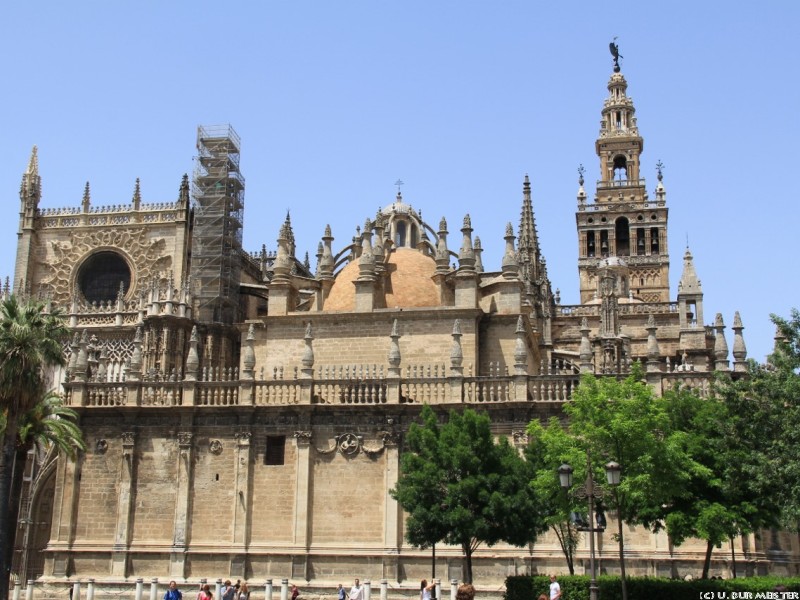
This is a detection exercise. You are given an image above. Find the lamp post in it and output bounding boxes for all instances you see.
[559,456,621,600]
[604,461,626,600]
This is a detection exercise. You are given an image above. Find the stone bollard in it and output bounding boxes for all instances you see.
[12,581,21,600]
[150,578,159,600]
[380,579,388,600]
[135,579,144,600]
[265,580,273,600]
[434,579,441,600]
[363,580,371,600]
[216,580,223,600]
[280,578,289,600]
[450,580,458,600]
[25,581,34,600]
[87,579,96,600]
[72,581,81,600]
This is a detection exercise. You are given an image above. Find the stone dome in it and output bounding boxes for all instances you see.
[324,248,440,311]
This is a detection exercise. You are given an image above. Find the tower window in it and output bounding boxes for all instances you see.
[636,228,646,255]
[613,155,628,181]
[600,230,609,257]
[77,251,131,304]
[395,221,407,247]
[586,231,596,257]
[615,217,630,256]
[650,228,660,254]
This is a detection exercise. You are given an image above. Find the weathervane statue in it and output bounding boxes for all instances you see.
[609,37,622,72]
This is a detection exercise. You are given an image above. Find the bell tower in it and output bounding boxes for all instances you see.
[576,58,670,304]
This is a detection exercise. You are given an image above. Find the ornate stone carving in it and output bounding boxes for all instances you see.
[511,430,529,446]
[95,439,108,454]
[235,431,252,446]
[177,432,193,448]
[316,432,386,457]
[41,227,171,304]
[209,439,223,455]
[121,431,136,447]
[293,430,313,446]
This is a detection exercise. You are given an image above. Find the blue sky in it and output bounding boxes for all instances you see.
[2,2,798,363]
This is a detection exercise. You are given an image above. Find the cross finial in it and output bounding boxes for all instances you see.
[395,179,404,193]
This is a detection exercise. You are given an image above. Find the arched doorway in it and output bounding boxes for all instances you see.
[12,452,57,582]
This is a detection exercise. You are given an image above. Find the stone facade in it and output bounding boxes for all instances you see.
[9,63,798,589]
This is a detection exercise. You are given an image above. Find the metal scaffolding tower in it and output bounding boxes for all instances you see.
[191,125,245,325]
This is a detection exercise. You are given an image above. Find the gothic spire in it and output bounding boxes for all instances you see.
[518,174,541,270]
[132,178,141,210]
[678,246,702,294]
[20,146,41,210]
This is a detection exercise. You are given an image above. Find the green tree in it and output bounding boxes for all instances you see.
[661,384,779,578]
[0,296,69,598]
[710,309,800,531]
[1,392,86,579]
[391,405,547,583]
[530,364,698,600]
[525,419,583,574]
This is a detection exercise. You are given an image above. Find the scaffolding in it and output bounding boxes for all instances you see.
[191,125,245,325]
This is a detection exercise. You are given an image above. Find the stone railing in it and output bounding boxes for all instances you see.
[66,367,582,408]
[37,201,185,229]
[65,365,714,408]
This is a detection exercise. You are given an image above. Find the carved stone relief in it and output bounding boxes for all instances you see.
[40,227,171,304]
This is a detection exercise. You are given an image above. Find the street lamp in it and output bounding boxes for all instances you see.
[603,461,626,600]
[559,456,620,600]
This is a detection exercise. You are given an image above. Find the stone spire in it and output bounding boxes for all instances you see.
[20,146,41,210]
[358,218,376,280]
[678,247,702,294]
[132,178,141,211]
[273,217,293,280]
[435,217,450,274]
[318,224,335,278]
[518,175,542,282]
[457,214,475,270]
[178,173,190,206]
[473,237,484,273]
[714,313,730,372]
[501,222,519,279]
[732,311,748,373]
[82,181,91,213]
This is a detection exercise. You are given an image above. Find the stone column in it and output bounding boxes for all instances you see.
[382,429,401,580]
[170,431,194,577]
[232,430,253,572]
[292,430,313,579]
[45,453,81,576]
[112,431,137,576]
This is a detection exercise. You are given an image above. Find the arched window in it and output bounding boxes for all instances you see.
[395,221,407,247]
[615,217,630,256]
[586,231,596,257]
[613,155,628,181]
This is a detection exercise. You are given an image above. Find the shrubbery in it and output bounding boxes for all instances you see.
[506,575,800,600]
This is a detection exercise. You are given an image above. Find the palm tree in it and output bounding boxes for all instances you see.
[1,392,86,582]
[0,296,69,599]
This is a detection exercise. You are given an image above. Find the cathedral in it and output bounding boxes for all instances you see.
[9,58,797,589]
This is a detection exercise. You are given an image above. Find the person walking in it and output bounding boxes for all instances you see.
[337,584,346,600]
[196,584,213,600]
[238,583,250,600]
[420,580,435,600]
[349,579,363,600]
[164,582,182,600]
[549,575,562,600]
[221,581,236,600]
